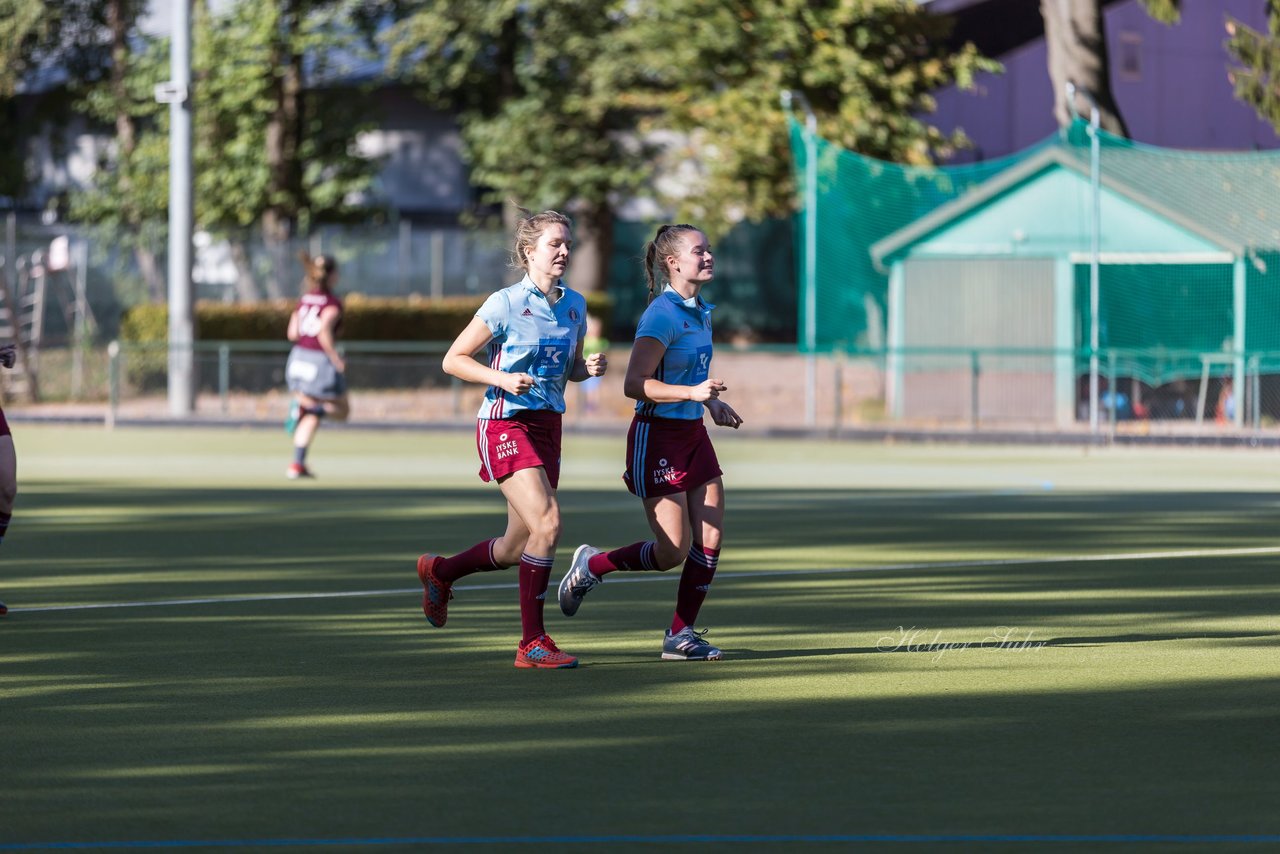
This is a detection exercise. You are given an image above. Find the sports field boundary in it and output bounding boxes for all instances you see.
[12,409,1280,447]
[4,831,1280,850]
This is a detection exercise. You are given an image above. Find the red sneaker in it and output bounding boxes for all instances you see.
[514,634,579,669]
[417,554,452,627]
[286,463,314,480]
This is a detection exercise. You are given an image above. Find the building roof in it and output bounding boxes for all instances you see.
[869,140,1269,268]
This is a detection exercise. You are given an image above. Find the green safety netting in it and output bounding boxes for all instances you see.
[787,116,1280,388]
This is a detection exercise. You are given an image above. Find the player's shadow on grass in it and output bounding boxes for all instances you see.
[723,630,1280,661]
[1037,630,1280,647]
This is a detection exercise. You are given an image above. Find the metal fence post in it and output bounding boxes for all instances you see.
[1107,350,1118,433]
[107,340,120,429]
[431,230,444,300]
[970,349,980,430]
[833,348,844,435]
[218,343,230,414]
[1249,354,1261,430]
[399,220,411,295]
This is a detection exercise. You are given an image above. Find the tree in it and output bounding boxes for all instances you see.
[1041,0,1130,135]
[386,0,998,281]
[70,0,385,299]
[0,0,138,207]
[626,0,998,236]
[1042,0,1182,136]
[384,0,655,294]
[1226,0,1280,132]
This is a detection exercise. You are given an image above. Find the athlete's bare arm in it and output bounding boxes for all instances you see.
[443,316,533,396]
[624,337,726,404]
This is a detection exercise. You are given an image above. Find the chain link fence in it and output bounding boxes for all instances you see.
[4,340,1273,442]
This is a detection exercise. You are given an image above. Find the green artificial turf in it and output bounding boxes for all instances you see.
[2,426,1278,852]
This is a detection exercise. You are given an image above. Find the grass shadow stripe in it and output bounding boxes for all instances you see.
[11,543,1280,615]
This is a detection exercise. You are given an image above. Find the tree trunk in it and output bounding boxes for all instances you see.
[1041,0,1131,136]
[566,202,613,295]
[109,0,157,302]
[262,0,303,299]
[134,246,165,304]
[107,0,135,160]
[227,240,263,302]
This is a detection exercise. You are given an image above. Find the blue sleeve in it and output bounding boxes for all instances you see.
[476,291,510,338]
[634,303,675,348]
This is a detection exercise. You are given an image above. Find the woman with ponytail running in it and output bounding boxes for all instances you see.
[557,223,741,661]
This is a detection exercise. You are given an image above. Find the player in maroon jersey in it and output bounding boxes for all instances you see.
[284,254,349,479]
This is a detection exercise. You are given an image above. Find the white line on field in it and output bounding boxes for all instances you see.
[9,544,1280,615]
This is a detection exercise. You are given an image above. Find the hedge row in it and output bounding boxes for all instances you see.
[120,292,615,343]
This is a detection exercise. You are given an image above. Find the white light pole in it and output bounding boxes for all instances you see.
[157,0,194,415]
[1067,83,1101,434]
[782,90,818,427]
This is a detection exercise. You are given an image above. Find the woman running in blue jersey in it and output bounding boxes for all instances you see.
[415,209,608,669]
[557,223,741,661]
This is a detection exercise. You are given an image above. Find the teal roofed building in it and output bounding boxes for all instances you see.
[868,138,1280,431]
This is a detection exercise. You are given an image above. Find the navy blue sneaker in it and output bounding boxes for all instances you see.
[662,626,723,661]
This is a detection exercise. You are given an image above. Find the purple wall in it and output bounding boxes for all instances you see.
[931,0,1280,161]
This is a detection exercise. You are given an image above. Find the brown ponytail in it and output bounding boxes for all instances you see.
[641,224,699,303]
[299,252,338,294]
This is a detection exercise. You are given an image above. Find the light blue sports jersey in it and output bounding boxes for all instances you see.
[634,285,715,421]
[475,275,588,419]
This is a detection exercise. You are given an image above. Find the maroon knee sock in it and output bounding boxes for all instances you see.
[518,552,554,644]
[588,540,658,577]
[436,538,503,583]
[671,543,719,633]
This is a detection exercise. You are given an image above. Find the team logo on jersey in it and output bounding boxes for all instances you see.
[495,433,520,460]
[532,338,571,377]
[683,321,691,329]
[652,461,677,485]
[691,345,712,383]
[521,308,533,316]
[569,309,579,322]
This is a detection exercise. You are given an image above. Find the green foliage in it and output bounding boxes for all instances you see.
[69,0,385,242]
[118,301,169,344]
[1139,0,1181,25]
[120,293,615,343]
[116,299,170,389]
[0,0,127,97]
[384,0,653,219]
[384,0,997,255]
[1226,2,1280,132]
[0,0,47,98]
[0,0,138,200]
[67,32,169,230]
[627,0,1001,236]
